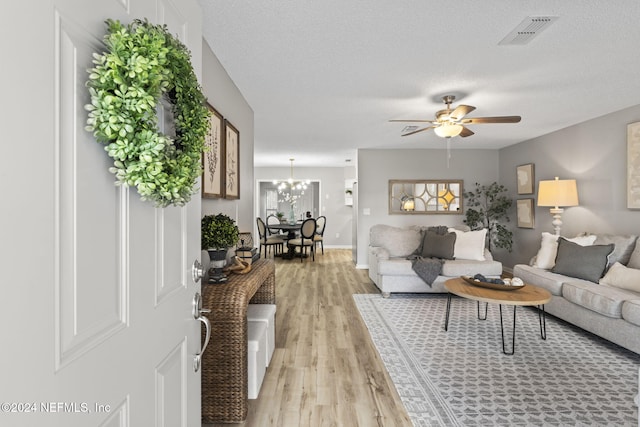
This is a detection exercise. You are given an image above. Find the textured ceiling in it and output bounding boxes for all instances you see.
[199,1,640,167]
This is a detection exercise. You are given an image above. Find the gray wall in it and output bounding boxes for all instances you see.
[355,149,500,267]
[201,40,255,235]
[255,167,354,247]
[498,104,640,270]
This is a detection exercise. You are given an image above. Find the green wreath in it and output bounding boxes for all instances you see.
[85,19,211,207]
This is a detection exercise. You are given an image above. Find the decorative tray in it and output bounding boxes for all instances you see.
[461,276,525,291]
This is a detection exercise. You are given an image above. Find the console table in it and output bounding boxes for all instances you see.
[201,258,276,423]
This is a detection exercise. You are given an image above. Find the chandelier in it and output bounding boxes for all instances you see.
[273,158,310,194]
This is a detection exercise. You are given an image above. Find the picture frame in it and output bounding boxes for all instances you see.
[516,163,535,195]
[202,103,224,198]
[516,198,535,228]
[627,121,640,209]
[224,120,240,200]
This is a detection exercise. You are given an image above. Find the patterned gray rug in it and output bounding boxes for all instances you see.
[354,293,640,426]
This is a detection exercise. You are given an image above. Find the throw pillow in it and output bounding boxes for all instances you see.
[594,234,639,267]
[629,242,640,269]
[532,232,597,269]
[600,262,640,293]
[551,237,614,283]
[421,231,456,260]
[447,228,487,261]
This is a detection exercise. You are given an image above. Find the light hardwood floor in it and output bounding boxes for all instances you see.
[204,249,412,427]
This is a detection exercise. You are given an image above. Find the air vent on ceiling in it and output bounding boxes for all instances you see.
[402,125,419,133]
[499,16,558,45]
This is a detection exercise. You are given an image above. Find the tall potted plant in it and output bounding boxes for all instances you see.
[201,214,239,283]
[463,182,513,252]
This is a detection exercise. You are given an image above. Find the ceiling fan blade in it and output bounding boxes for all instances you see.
[459,126,475,137]
[401,126,436,136]
[389,119,436,123]
[449,105,476,121]
[461,116,521,124]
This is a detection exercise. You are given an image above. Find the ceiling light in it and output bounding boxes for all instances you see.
[434,123,463,138]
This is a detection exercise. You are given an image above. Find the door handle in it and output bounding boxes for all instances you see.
[192,259,204,283]
[192,293,211,372]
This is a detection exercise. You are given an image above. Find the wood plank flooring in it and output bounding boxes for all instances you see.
[203,249,412,427]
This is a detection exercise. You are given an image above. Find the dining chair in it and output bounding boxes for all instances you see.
[266,214,283,236]
[314,216,326,254]
[256,217,284,257]
[287,218,316,262]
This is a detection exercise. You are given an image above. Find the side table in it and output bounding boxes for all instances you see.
[201,258,276,423]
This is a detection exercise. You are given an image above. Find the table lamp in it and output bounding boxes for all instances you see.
[537,176,579,235]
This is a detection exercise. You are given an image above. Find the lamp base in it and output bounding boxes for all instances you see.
[549,207,564,236]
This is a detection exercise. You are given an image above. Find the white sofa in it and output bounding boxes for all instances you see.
[368,224,503,297]
[513,232,640,355]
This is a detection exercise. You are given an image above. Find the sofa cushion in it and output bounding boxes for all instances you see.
[369,225,422,257]
[551,238,613,283]
[441,257,502,277]
[421,230,456,259]
[512,264,566,296]
[562,281,637,318]
[627,239,640,269]
[599,262,640,293]
[594,234,638,267]
[448,228,487,261]
[622,300,640,327]
[532,232,596,269]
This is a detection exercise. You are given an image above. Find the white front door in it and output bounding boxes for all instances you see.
[0,1,205,426]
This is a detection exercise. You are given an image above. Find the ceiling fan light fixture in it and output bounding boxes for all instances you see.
[434,123,463,138]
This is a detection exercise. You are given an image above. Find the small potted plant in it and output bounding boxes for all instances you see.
[201,213,239,283]
[276,211,286,223]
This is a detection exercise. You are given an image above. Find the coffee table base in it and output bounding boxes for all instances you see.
[445,294,547,355]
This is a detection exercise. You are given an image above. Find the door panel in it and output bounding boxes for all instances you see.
[0,1,204,426]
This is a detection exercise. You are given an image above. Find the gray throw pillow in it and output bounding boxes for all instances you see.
[593,234,638,267]
[551,237,614,283]
[421,231,456,260]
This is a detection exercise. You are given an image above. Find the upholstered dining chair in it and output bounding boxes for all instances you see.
[265,214,283,236]
[287,218,316,262]
[256,217,284,257]
[313,216,326,254]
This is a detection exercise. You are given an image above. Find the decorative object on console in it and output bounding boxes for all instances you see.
[463,182,513,252]
[516,198,535,228]
[537,176,579,235]
[389,179,462,214]
[201,214,240,283]
[516,163,534,194]
[628,121,640,209]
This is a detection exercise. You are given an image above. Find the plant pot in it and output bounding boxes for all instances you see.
[207,248,229,284]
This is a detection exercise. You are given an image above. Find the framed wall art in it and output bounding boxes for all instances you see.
[628,121,640,209]
[516,198,535,228]
[224,120,240,200]
[516,163,535,195]
[202,103,224,198]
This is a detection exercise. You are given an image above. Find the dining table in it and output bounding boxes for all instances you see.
[267,222,304,259]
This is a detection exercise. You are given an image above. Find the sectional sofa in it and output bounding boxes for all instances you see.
[513,232,640,354]
[368,224,503,297]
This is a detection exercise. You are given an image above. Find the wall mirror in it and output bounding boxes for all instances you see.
[389,180,463,214]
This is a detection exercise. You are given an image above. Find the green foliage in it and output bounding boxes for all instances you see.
[85,19,211,207]
[201,214,239,250]
[463,182,514,252]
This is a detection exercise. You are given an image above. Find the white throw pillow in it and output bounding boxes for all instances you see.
[600,262,640,293]
[448,228,487,261]
[532,232,597,269]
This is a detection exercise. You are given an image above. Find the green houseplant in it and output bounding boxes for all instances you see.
[201,214,239,283]
[463,182,513,252]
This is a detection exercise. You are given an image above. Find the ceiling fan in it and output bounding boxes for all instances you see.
[390,95,521,138]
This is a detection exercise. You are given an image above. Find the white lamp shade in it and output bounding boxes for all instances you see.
[537,177,579,207]
[434,123,463,138]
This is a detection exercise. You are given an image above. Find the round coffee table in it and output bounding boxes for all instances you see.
[444,277,551,355]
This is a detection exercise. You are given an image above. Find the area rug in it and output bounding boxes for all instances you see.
[353,293,640,426]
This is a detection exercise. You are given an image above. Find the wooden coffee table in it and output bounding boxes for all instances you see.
[444,277,552,355]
